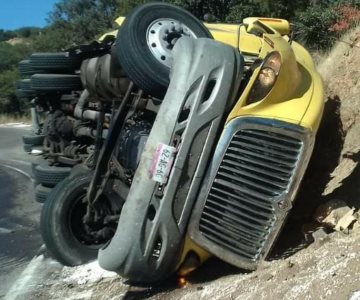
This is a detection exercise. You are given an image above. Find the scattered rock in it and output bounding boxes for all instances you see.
[261,273,274,281]
[314,199,349,224]
[352,221,360,233]
[349,291,360,300]
[314,199,360,233]
[335,208,357,232]
[287,261,295,268]
[312,228,330,247]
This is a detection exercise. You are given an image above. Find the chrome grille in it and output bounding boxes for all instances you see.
[192,119,308,267]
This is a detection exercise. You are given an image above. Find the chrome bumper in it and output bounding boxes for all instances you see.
[98,37,243,282]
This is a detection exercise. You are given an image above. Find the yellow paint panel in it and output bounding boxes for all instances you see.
[205,23,240,48]
[115,16,125,26]
[243,17,290,35]
[228,34,324,131]
[98,30,118,41]
[239,26,263,54]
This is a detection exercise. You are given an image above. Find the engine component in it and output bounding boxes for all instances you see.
[42,110,93,163]
[80,54,130,101]
[116,119,152,174]
[43,110,74,142]
[74,90,111,122]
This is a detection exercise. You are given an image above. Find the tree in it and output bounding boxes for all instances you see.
[0,42,33,72]
[114,0,149,15]
[226,1,266,23]
[0,29,16,42]
[0,68,27,115]
[171,0,242,21]
[48,0,129,44]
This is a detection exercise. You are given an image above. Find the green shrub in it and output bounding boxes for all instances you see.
[295,1,360,50]
[0,68,28,115]
[294,5,338,50]
[0,42,33,72]
[226,2,265,23]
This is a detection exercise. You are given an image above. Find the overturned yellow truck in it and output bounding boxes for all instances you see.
[40,3,324,283]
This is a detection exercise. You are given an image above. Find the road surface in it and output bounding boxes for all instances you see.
[0,124,42,297]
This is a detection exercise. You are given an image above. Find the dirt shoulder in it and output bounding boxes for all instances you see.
[15,230,360,300]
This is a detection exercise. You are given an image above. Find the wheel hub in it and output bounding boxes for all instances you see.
[146,18,196,68]
[70,194,115,246]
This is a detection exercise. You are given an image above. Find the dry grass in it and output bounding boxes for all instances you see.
[0,114,31,124]
[314,25,360,70]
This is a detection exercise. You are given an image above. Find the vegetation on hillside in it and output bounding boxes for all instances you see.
[0,0,359,117]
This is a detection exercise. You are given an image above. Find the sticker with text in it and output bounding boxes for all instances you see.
[149,143,176,184]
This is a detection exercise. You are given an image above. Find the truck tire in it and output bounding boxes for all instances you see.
[18,59,36,76]
[17,79,34,92]
[116,3,212,98]
[30,74,83,92]
[35,184,52,203]
[40,173,101,266]
[33,163,71,187]
[29,52,82,73]
[22,134,45,146]
[16,89,35,99]
[23,143,33,153]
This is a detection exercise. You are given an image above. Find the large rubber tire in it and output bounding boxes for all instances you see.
[40,173,99,266]
[18,59,36,76]
[35,184,52,203]
[17,79,34,91]
[23,143,33,153]
[22,134,45,146]
[30,74,83,92]
[33,163,71,187]
[69,164,92,179]
[16,89,35,99]
[116,3,212,98]
[29,52,82,73]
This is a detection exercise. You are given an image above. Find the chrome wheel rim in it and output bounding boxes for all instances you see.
[146,18,196,68]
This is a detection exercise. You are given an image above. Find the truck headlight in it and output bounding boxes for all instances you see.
[247,51,281,104]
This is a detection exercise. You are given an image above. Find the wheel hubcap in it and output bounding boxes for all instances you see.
[146,18,196,68]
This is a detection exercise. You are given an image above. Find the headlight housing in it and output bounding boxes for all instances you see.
[247,51,282,104]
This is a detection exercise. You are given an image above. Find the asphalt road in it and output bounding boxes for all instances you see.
[0,125,42,297]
